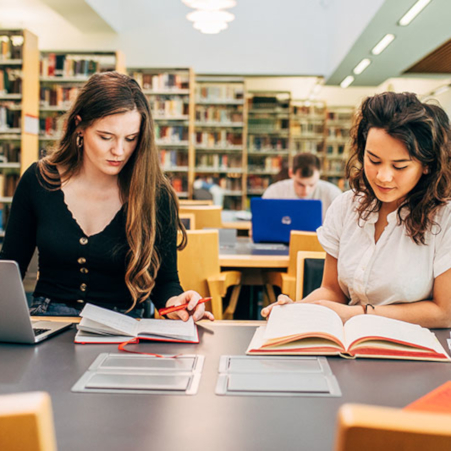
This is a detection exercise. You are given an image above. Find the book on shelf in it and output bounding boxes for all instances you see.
[74,303,199,344]
[246,304,451,362]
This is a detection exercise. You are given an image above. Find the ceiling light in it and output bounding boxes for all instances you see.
[432,84,450,96]
[183,0,236,10]
[353,58,371,75]
[371,34,395,55]
[187,10,235,23]
[340,76,354,89]
[194,21,228,34]
[398,0,431,26]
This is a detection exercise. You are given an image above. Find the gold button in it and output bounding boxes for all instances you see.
[78,257,86,264]
[76,299,84,304]
[80,283,87,292]
[80,267,89,274]
[80,237,88,245]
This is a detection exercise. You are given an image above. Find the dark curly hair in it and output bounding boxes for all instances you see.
[346,91,451,244]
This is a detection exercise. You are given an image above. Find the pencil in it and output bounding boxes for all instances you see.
[158,297,212,316]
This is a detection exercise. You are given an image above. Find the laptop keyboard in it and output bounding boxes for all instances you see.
[33,328,50,336]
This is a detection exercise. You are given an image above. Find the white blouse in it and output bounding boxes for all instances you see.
[316,190,451,306]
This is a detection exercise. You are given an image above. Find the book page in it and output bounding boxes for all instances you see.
[137,316,196,341]
[344,315,445,354]
[78,318,132,336]
[80,304,138,336]
[263,304,345,348]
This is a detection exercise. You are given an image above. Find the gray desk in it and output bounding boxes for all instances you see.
[1,323,451,451]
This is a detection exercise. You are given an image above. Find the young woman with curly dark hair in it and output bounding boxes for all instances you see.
[262,92,451,328]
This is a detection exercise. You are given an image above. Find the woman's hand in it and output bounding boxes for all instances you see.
[165,291,215,322]
[261,294,294,319]
[308,300,363,323]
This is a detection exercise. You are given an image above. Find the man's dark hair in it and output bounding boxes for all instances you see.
[292,153,321,177]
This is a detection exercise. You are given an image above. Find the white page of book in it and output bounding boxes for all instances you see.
[137,317,196,340]
[263,304,345,348]
[344,315,445,353]
[78,318,130,336]
[80,304,139,336]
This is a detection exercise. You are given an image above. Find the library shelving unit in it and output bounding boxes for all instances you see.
[324,105,355,189]
[39,50,125,156]
[129,67,195,199]
[0,29,39,237]
[194,76,247,210]
[290,99,327,161]
[246,91,291,206]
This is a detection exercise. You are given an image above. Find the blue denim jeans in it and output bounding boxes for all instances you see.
[30,297,145,318]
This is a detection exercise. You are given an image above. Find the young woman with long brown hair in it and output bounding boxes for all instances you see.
[262,92,451,328]
[1,71,213,321]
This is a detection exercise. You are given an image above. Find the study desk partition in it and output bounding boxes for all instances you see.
[1,322,451,451]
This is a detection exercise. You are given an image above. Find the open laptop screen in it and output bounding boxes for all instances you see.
[251,198,322,244]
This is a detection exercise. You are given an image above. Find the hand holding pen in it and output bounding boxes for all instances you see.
[160,292,214,322]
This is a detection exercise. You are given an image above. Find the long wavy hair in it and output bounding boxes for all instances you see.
[38,71,187,310]
[346,91,451,244]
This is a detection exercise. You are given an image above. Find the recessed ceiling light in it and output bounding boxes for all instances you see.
[371,34,395,55]
[340,76,354,89]
[432,85,450,96]
[353,58,371,75]
[398,0,431,26]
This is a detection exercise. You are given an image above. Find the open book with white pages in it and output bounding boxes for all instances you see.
[74,303,199,344]
[247,304,450,362]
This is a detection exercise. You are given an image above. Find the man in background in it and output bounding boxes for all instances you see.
[262,153,341,219]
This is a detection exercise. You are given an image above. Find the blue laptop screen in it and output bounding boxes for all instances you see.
[251,198,322,243]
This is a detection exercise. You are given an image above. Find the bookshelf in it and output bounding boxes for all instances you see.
[0,30,39,237]
[194,76,246,210]
[39,51,125,155]
[291,99,326,158]
[129,67,195,199]
[246,91,291,205]
[324,105,354,189]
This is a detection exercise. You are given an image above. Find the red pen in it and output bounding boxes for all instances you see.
[159,297,212,316]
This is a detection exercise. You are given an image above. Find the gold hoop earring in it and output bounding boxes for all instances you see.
[76,134,83,149]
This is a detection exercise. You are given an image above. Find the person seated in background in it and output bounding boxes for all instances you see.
[193,177,224,206]
[0,71,214,322]
[262,92,451,329]
[262,153,341,219]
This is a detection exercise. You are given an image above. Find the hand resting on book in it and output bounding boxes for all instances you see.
[261,295,364,324]
[164,290,214,322]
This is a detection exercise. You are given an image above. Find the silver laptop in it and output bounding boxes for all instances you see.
[0,260,72,344]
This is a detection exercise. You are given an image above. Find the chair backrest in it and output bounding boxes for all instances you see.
[0,391,57,451]
[179,199,213,206]
[179,205,223,230]
[335,403,451,451]
[180,213,196,230]
[295,251,326,300]
[177,229,220,297]
[287,231,324,277]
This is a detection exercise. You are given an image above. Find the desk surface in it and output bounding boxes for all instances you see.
[219,237,289,268]
[1,323,450,451]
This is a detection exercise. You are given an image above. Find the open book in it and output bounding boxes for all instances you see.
[247,304,450,362]
[74,304,199,344]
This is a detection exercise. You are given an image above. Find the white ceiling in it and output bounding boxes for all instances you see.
[0,0,450,93]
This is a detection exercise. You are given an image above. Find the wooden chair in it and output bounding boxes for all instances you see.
[0,391,57,451]
[179,199,213,206]
[178,229,242,320]
[179,205,223,230]
[179,213,196,230]
[295,251,326,300]
[335,403,451,451]
[263,231,324,302]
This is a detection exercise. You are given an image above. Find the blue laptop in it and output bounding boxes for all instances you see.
[251,198,322,244]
